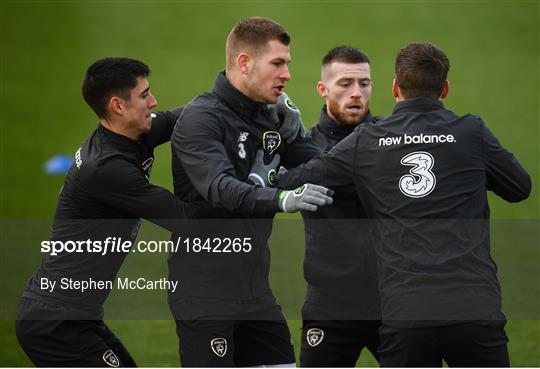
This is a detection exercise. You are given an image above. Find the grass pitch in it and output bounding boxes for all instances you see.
[1,1,538,366]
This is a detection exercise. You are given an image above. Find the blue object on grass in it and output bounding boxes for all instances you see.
[44,154,73,174]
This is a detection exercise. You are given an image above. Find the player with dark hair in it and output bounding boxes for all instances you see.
[16,52,316,367]
[298,46,382,367]
[274,42,531,367]
[168,17,333,367]
[15,57,215,367]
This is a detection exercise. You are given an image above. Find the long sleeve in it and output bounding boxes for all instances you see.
[89,158,212,231]
[172,107,280,215]
[281,136,322,169]
[145,106,185,148]
[482,122,531,202]
[278,129,358,190]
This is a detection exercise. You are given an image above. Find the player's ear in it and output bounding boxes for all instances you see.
[316,81,327,98]
[392,79,400,99]
[237,52,251,75]
[108,96,124,116]
[439,80,450,99]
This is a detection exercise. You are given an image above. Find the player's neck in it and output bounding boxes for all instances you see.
[226,69,254,101]
[100,119,139,141]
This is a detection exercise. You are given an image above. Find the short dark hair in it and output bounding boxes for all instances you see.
[395,42,450,98]
[226,17,290,69]
[322,46,370,66]
[82,57,150,118]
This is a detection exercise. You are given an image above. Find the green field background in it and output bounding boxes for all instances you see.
[1,0,539,366]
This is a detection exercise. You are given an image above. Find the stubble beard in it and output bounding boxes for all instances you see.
[327,99,368,126]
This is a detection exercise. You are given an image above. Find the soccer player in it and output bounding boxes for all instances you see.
[298,46,382,367]
[276,42,532,366]
[15,55,316,367]
[15,57,217,367]
[168,17,333,367]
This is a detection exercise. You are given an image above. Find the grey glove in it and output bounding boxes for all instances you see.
[278,184,334,212]
[267,93,306,144]
[248,149,280,187]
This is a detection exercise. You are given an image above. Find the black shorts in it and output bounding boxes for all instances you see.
[16,297,136,367]
[175,319,295,367]
[378,320,509,367]
[300,319,380,367]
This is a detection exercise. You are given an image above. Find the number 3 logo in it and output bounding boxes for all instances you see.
[238,143,246,159]
[399,151,436,198]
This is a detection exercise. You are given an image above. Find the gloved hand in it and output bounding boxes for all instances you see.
[278,184,334,212]
[248,149,280,188]
[267,93,306,144]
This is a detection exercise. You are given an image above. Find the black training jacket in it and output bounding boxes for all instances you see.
[168,71,320,305]
[300,107,381,319]
[23,109,209,315]
[279,97,531,327]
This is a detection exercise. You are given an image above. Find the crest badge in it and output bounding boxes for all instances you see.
[102,350,120,367]
[262,131,282,163]
[210,337,227,357]
[306,328,324,347]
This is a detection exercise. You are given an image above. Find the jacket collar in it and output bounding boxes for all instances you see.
[212,70,264,122]
[97,123,139,150]
[392,97,445,115]
[318,105,373,140]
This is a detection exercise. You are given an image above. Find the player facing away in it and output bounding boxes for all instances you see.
[298,46,382,367]
[276,42,531,367]
[168,17,333,367]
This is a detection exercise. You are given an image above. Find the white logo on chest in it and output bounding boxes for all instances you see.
[75,148,82,169]
[306,328,324,347]
[238,131,249,159]
[210,337,227,357]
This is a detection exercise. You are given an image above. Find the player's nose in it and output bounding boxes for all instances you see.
[350,83,363,98]
[148,93,158,109]
[280,65,291,81]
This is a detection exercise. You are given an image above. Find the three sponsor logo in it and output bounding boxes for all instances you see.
[399,151,436,198]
